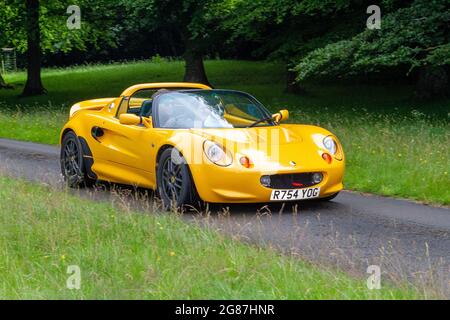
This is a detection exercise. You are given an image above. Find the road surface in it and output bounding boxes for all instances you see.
[1,138,449,296]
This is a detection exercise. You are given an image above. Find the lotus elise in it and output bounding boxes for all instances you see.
[60,82,345,207]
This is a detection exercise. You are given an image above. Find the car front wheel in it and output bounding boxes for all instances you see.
[156,148,198,209]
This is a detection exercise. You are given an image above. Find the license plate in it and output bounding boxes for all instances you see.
[270,187,321,201]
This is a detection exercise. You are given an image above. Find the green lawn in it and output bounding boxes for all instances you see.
[0,176,421,299]
[0,60,449,204]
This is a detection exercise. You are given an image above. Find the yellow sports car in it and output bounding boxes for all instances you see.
[60,82,345,207]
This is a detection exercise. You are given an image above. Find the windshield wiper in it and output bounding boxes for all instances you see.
[247,117,274,128]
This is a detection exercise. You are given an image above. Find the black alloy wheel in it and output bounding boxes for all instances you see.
[60,131,93,188]
[157,148,198,209]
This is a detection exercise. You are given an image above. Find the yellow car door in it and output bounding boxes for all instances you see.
[89,114,157,189]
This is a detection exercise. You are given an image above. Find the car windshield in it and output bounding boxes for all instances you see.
[154,90,275,129]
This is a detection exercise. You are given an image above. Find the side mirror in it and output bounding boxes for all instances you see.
[272,109,289,123]
[119,114,142,126]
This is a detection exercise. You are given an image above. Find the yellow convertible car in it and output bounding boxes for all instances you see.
[60,82,344,207]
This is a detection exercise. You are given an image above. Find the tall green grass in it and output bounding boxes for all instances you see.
[0,176,422,299]
[0,60,448,204]
[297,110,449,204]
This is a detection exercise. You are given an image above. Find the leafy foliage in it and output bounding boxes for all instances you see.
[120,0,226,52]
[294,0,450,81]
[0,0,121,54]
[1,0,449,93]
[217,0,368,60]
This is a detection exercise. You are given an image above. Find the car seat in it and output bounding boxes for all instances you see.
[139,100,153,117]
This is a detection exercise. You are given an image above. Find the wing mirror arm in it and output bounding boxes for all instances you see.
[142,117,152,128]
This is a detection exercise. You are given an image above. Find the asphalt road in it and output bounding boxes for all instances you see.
[1,138,449,296]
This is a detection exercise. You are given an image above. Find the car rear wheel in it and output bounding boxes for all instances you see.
[156,148,198,209]
[60,131,94,188]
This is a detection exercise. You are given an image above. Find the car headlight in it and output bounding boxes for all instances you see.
[203,140,233,167]
[323,136,337,155]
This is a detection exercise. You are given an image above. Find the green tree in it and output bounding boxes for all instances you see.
[23,0,45,95]
[0,0,122,95]
[294,0,450,97]
[218,0,369,91]
[123,0,228,86]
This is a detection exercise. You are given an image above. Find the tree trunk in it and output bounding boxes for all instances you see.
[183,40,211,87]
[415,66,448,99]
[0,73,5,87]
[0,73,14,89]
[22,0,46,96]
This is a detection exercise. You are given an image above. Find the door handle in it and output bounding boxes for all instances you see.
[91,126,104,141]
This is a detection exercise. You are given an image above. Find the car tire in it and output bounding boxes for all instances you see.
[60,131,94,188]
[156,147,198,209]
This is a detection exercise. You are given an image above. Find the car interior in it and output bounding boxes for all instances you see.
[139,100,153,117]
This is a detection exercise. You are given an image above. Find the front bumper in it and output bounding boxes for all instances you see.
[190,157,345,203]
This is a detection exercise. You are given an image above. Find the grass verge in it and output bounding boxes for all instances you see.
[0,60,448,204]
[0,176,421,299]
